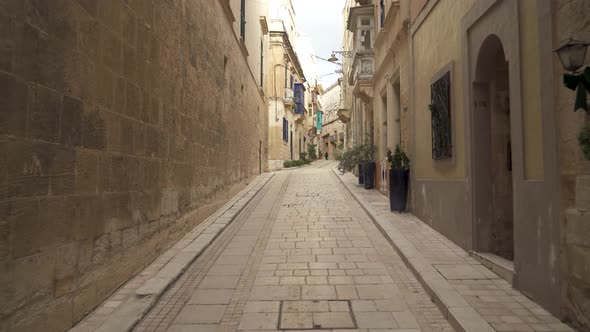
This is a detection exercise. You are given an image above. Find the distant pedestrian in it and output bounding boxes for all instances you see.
[324,152,329,160]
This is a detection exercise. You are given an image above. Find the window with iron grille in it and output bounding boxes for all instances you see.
[430,71,452,159]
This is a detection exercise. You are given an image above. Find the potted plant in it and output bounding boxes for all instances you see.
[358,162,364,185]
[387,145,410,212]
[359,140,377,190]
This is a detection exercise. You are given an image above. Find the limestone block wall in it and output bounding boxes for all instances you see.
[0,1,267,331]
[553,0,590,329]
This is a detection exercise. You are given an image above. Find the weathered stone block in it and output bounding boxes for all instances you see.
[93,65,114,108]
[45,297,74,332]
[55,243,78,280]
[68,195,102,241]
[97,0,122,34]
[54,275,75,298]
[60,96,83,147]
[102,192,133,232]
[13,252,55,305]
[73,283,97,322]
[566,209,590,247]
[122,227,139,250]
[75,149,98,193]
[123,45,139,84]
[568,245,590,282]
[0,259,14,315]
[7,199,47,258]
[27,84,61,142]
[75,0,98,17]
[0,15,16,73]
[576,176,590,212]
[81,107,106,150]
[14,23,67,91]
[75,239,93,275]
[39,197,74,245]
[132,190,160,223]
[91,234,110,265]
[126,81,142,120]
[0,71,27,136]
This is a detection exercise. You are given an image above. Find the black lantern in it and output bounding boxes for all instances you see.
[555,38,589,73]
[555,38,590,112]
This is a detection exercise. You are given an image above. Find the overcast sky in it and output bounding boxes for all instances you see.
[293,0,346,88]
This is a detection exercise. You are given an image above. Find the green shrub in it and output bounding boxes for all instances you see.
[283,159,309,168]
[307,144,317,160]
[386,145,410,170]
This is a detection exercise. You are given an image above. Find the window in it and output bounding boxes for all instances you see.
[240,0,246,40]
[361,30,371,50]
[359,16,373,50]
[282,117,288,142]
[284,66,288,88]
[290,75,294,89]
[294,83,305,115]
[430,71,452,159]
[260,39,264,87]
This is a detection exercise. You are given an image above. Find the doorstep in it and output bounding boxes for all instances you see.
[471,251,515,286]
[70,173,274,332]
[334,170,575,332]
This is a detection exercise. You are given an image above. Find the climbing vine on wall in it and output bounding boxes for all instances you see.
[430,72,452,160]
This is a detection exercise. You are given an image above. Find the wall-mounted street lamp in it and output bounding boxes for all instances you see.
[555,38,590,112]
[328,51,353,62]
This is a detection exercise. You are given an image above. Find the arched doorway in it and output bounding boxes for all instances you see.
[472,35,514,261]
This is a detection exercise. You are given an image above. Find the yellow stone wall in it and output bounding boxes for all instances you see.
[412,0,545,180]
[518,0,544,180]
[412,0,475,180]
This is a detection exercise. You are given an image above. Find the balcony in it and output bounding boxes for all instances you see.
[346,5,375,103]
[284,88,295,106]
[337,108,351,123]
[348,51,375,102]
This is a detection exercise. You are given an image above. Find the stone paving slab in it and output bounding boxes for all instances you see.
[75,162,458,332]
[334,169,576,332]
[69,173,274,332]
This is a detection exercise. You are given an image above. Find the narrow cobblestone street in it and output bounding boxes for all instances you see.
[133,161,454,331]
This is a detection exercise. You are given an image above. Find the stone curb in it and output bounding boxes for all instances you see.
[333,170,494,332]
[72,173,274,332]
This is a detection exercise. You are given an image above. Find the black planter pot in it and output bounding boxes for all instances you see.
[389,169,409,212]
[358,163,364,185]
[363,161,376,190]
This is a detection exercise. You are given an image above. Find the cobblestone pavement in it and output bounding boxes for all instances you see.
[135,162,455,331]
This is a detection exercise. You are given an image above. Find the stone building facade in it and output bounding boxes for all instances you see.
[340,0,590,328]
[319,81,346,160]
[408,0,578,325]
[554,1,590,329]
[0,0,268,330]
[341,0,411,193]
[266,0,309,171]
